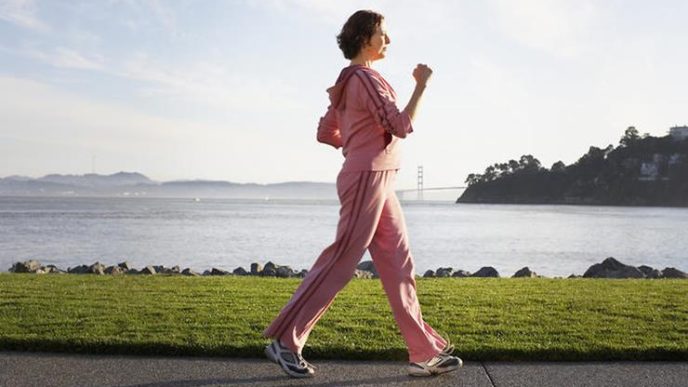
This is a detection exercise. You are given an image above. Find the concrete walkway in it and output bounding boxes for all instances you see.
[0,351,686,386]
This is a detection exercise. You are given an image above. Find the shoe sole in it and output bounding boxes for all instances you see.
[408,358,463,377]
[264,343,314,379]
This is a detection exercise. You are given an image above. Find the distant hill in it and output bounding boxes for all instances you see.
[457,127,688,207]
[0,172,336,199]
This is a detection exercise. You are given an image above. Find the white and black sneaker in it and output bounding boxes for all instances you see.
[265,340,315,378]
[408,353,463,377]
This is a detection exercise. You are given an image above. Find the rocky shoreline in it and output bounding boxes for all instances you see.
[6,257,687,279]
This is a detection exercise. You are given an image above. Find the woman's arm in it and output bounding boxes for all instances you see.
[317,105,343,149]
[403,64,433,123]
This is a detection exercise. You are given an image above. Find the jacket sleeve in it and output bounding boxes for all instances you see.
[316,105,343,149]
[354,71,413,139]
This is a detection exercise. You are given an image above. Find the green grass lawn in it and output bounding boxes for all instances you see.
[0,274,686,361]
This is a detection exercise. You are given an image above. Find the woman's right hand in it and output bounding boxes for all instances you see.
[413,64,433,86]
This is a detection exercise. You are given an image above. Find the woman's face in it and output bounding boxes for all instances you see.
[364,21,391,61]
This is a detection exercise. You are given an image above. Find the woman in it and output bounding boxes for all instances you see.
[264,10,462,378]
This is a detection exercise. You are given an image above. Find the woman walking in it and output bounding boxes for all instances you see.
[264,10,462,378]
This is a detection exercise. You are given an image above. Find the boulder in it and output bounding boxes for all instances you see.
[140,266,157,275]
[276,266,294,278]
[356,261,378,277]
[435,267,454,277]
[296,269,308,278]
[250,262,263,275]
[472,266,500,278]
[182,268,200,276]
[68,265,90,274]
[513,267,538,278]
[353,269,374,279]
[118,261,132,271]
[104,266,124,275]
[233,267,249,276]
[638,265,663,279]
[45,265,65,274]
[202,270,211,276]
[261,264,277,277]
[157,265,180,275]
[210,267,229,275]
[568,274,581,279]
[423,270,435,278]
[10,260,42,273]
[88,262,106,275]
[661,267,688,279]
[583,257,644,278]
[451,270,472,278]
[127,268,140,275]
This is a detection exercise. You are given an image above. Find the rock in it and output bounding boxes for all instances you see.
[118,261,132,271]
[68,265,90,274]
[423,270,435,278]
[276,266,294,278]
[661,267,688,279]
[10,260,42,273]
[513,267,537,278]
[233,267,249,276]
[583,257,644,278]
[296,269,308,278]
[568,274,581,278]
[127,268,140,275]
[45,265,65,274]
[182,268,200,276]
[435,267,454,277]
[353,269,374,279]
[356,261,378,277]
[210,267,229,275]
[451,270,472,277]
[638,265,662,278]
[472,266,500,277]
[157,265,180,275]
[261,262,277,276]
[104,266,124,275]
[250,262,263,275]
[140,266,157,275]
[88,262,106,275]
[202,270,211,276]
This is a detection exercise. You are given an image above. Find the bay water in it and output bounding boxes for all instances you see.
[1,196,686,277]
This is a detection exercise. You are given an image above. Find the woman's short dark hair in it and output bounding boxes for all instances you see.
[337,10,384,60]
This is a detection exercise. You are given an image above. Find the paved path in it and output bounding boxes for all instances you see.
[1,351,686,386]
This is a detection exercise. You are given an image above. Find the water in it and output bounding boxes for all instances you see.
[1,196,686,277]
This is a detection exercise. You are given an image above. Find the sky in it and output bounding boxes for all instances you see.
[1,0,687,190]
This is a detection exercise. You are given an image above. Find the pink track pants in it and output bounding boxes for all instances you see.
[263,169,447,363]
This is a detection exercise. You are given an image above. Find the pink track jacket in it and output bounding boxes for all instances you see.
[317,65,413,172]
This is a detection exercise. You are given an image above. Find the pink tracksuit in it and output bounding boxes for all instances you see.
[263,65,446,363]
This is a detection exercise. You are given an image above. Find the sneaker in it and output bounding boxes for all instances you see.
[264,340,315,378]
[408,353,463,377]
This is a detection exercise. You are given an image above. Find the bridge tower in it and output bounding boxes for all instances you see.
[417,165,424,201]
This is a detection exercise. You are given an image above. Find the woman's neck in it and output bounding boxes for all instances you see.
[349,56,374,68]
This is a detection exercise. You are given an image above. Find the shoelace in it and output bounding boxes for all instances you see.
[297,354,317,370]
[441,338,455,356]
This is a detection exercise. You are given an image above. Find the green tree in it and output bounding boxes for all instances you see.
[551,161,566,173]
[620,126,640,147]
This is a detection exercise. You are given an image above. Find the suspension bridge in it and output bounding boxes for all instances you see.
[396,166,466,200]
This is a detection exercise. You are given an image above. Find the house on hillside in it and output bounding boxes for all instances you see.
[669,125,688,141]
